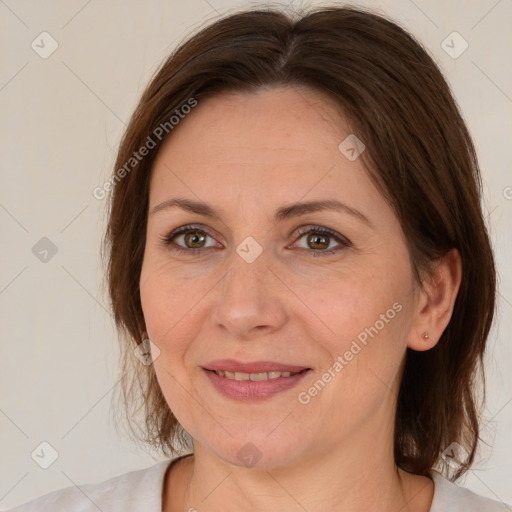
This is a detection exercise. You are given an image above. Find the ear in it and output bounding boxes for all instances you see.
[408,248,462,351]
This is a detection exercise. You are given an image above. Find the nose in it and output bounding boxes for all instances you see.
[210,249,288,340]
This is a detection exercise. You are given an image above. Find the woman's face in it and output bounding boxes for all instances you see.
[140,86,422,468]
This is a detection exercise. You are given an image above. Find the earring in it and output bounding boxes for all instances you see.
[422,331,429,340]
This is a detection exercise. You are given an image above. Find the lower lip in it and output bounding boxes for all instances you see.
[203,368,311,401]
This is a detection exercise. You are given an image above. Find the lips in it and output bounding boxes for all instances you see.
[203,365,311,401]
[203,359,310,374]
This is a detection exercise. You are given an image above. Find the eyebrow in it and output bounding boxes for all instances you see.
[150,197,373,228]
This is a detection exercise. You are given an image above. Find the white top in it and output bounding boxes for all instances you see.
[6,456,511,511]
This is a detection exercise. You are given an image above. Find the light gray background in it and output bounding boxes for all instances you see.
[1,0,511,509]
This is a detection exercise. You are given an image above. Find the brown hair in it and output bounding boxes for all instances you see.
[104,5,496,480]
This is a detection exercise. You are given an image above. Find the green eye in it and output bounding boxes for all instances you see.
[292,225,351,257]
[160,224,351,257]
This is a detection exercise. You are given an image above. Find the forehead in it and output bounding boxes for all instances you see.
[163,85,345,157]
[148,86,392,228]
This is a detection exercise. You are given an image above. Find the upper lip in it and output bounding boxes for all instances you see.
[203,359,310,373]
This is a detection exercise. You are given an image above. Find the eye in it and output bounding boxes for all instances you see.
[159,225,218,255]
[159,224,352,257]
[291,225,352,257]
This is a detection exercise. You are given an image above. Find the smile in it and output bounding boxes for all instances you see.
[203,367,311,401]
[212,369,303,380]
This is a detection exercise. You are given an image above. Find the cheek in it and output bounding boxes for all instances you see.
[139,255,209,356]
[139,258,209,425]
[291,258,413,400]
[290,259,409,345]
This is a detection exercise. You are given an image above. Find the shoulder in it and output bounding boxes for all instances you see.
[6,459,172,512]
[430,471,511,512]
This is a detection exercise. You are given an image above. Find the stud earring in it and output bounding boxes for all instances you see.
[422,331,429,340]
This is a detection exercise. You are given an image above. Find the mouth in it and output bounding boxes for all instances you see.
[203,359,310,374]
[206,368,308,381]
[201,359,312,401]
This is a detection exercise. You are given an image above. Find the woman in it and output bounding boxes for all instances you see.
[9,5,510,512]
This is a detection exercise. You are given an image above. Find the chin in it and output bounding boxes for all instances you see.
[202,433,307,470]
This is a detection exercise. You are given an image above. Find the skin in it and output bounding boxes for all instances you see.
[139,85,462,512]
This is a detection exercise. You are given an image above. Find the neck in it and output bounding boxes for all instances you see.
[175,425,433,512]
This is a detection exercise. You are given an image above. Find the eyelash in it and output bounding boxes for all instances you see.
[159,224,352,258]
